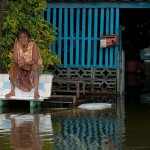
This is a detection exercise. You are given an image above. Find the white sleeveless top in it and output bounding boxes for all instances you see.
[17,41,42,65]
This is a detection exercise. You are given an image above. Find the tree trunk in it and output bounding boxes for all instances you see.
[0,0,8,73]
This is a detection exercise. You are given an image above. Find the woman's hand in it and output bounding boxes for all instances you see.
[18,61,25,68]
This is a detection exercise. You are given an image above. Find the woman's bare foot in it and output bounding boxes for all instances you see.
[34,91,40,99]
[5,92,15,99]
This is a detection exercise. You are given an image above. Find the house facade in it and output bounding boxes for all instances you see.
[46,1,150,95]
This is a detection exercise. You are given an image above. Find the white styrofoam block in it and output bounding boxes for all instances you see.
[78,103,112,110]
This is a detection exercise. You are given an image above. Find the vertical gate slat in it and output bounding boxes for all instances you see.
[52,8,56,54]
[99,9,104,67]
[105,8,110,68]
[46,4,119,69]
[93,9,98,67]
[64,8,68,68]
[110,8,114,68]
[115,8,119,68]
[70,8,74,66]
[106,8,110,34]
[58,8,62,60]
[76,8,80,67]
[81,8,86,67]
[87,9,92,67]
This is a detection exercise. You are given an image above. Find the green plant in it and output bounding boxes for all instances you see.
[0,0,61,73]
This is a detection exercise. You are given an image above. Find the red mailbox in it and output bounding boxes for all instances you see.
[100,34,118,47]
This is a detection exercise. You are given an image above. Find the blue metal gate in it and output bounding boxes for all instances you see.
[46,3,120,69]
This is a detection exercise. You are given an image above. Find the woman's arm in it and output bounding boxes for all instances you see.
[13,42,25,67]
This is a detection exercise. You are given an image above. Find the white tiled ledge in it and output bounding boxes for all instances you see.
[0,96,45,101]
[0,74,53,101]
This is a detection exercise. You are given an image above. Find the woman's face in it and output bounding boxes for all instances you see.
[18,33,29,46]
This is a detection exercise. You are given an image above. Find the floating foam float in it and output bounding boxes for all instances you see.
[78,103,112,110]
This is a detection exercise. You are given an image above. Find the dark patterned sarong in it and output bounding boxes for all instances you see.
[9,63,43,92]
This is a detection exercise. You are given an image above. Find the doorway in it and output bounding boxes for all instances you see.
[120,8,150,74]
[120,8,150,99]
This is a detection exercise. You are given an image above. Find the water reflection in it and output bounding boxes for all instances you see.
[51,108,124,150]
[0,96,126,150]
[1,73,150,149]
[0,113,53,150]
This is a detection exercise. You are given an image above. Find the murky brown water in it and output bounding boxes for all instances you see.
[125,102,150,149]
[1,74,150,150]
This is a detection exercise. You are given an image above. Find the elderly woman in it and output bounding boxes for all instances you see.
[5,28,43,99]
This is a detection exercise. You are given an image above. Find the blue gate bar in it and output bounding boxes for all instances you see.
[99,8,104,67]
[52,8,56,54]
[70,8,74,66]
[93,8,98,67]
[81,8,86,67]
[110,8,114,68]
[115,8,119,68]
[87,9,92,67]
[105,8,110,68]
[64,8,68,67]
[76,8,80,66]
[58,8,62,60]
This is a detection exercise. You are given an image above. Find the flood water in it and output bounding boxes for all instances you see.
[0,74,150,150]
